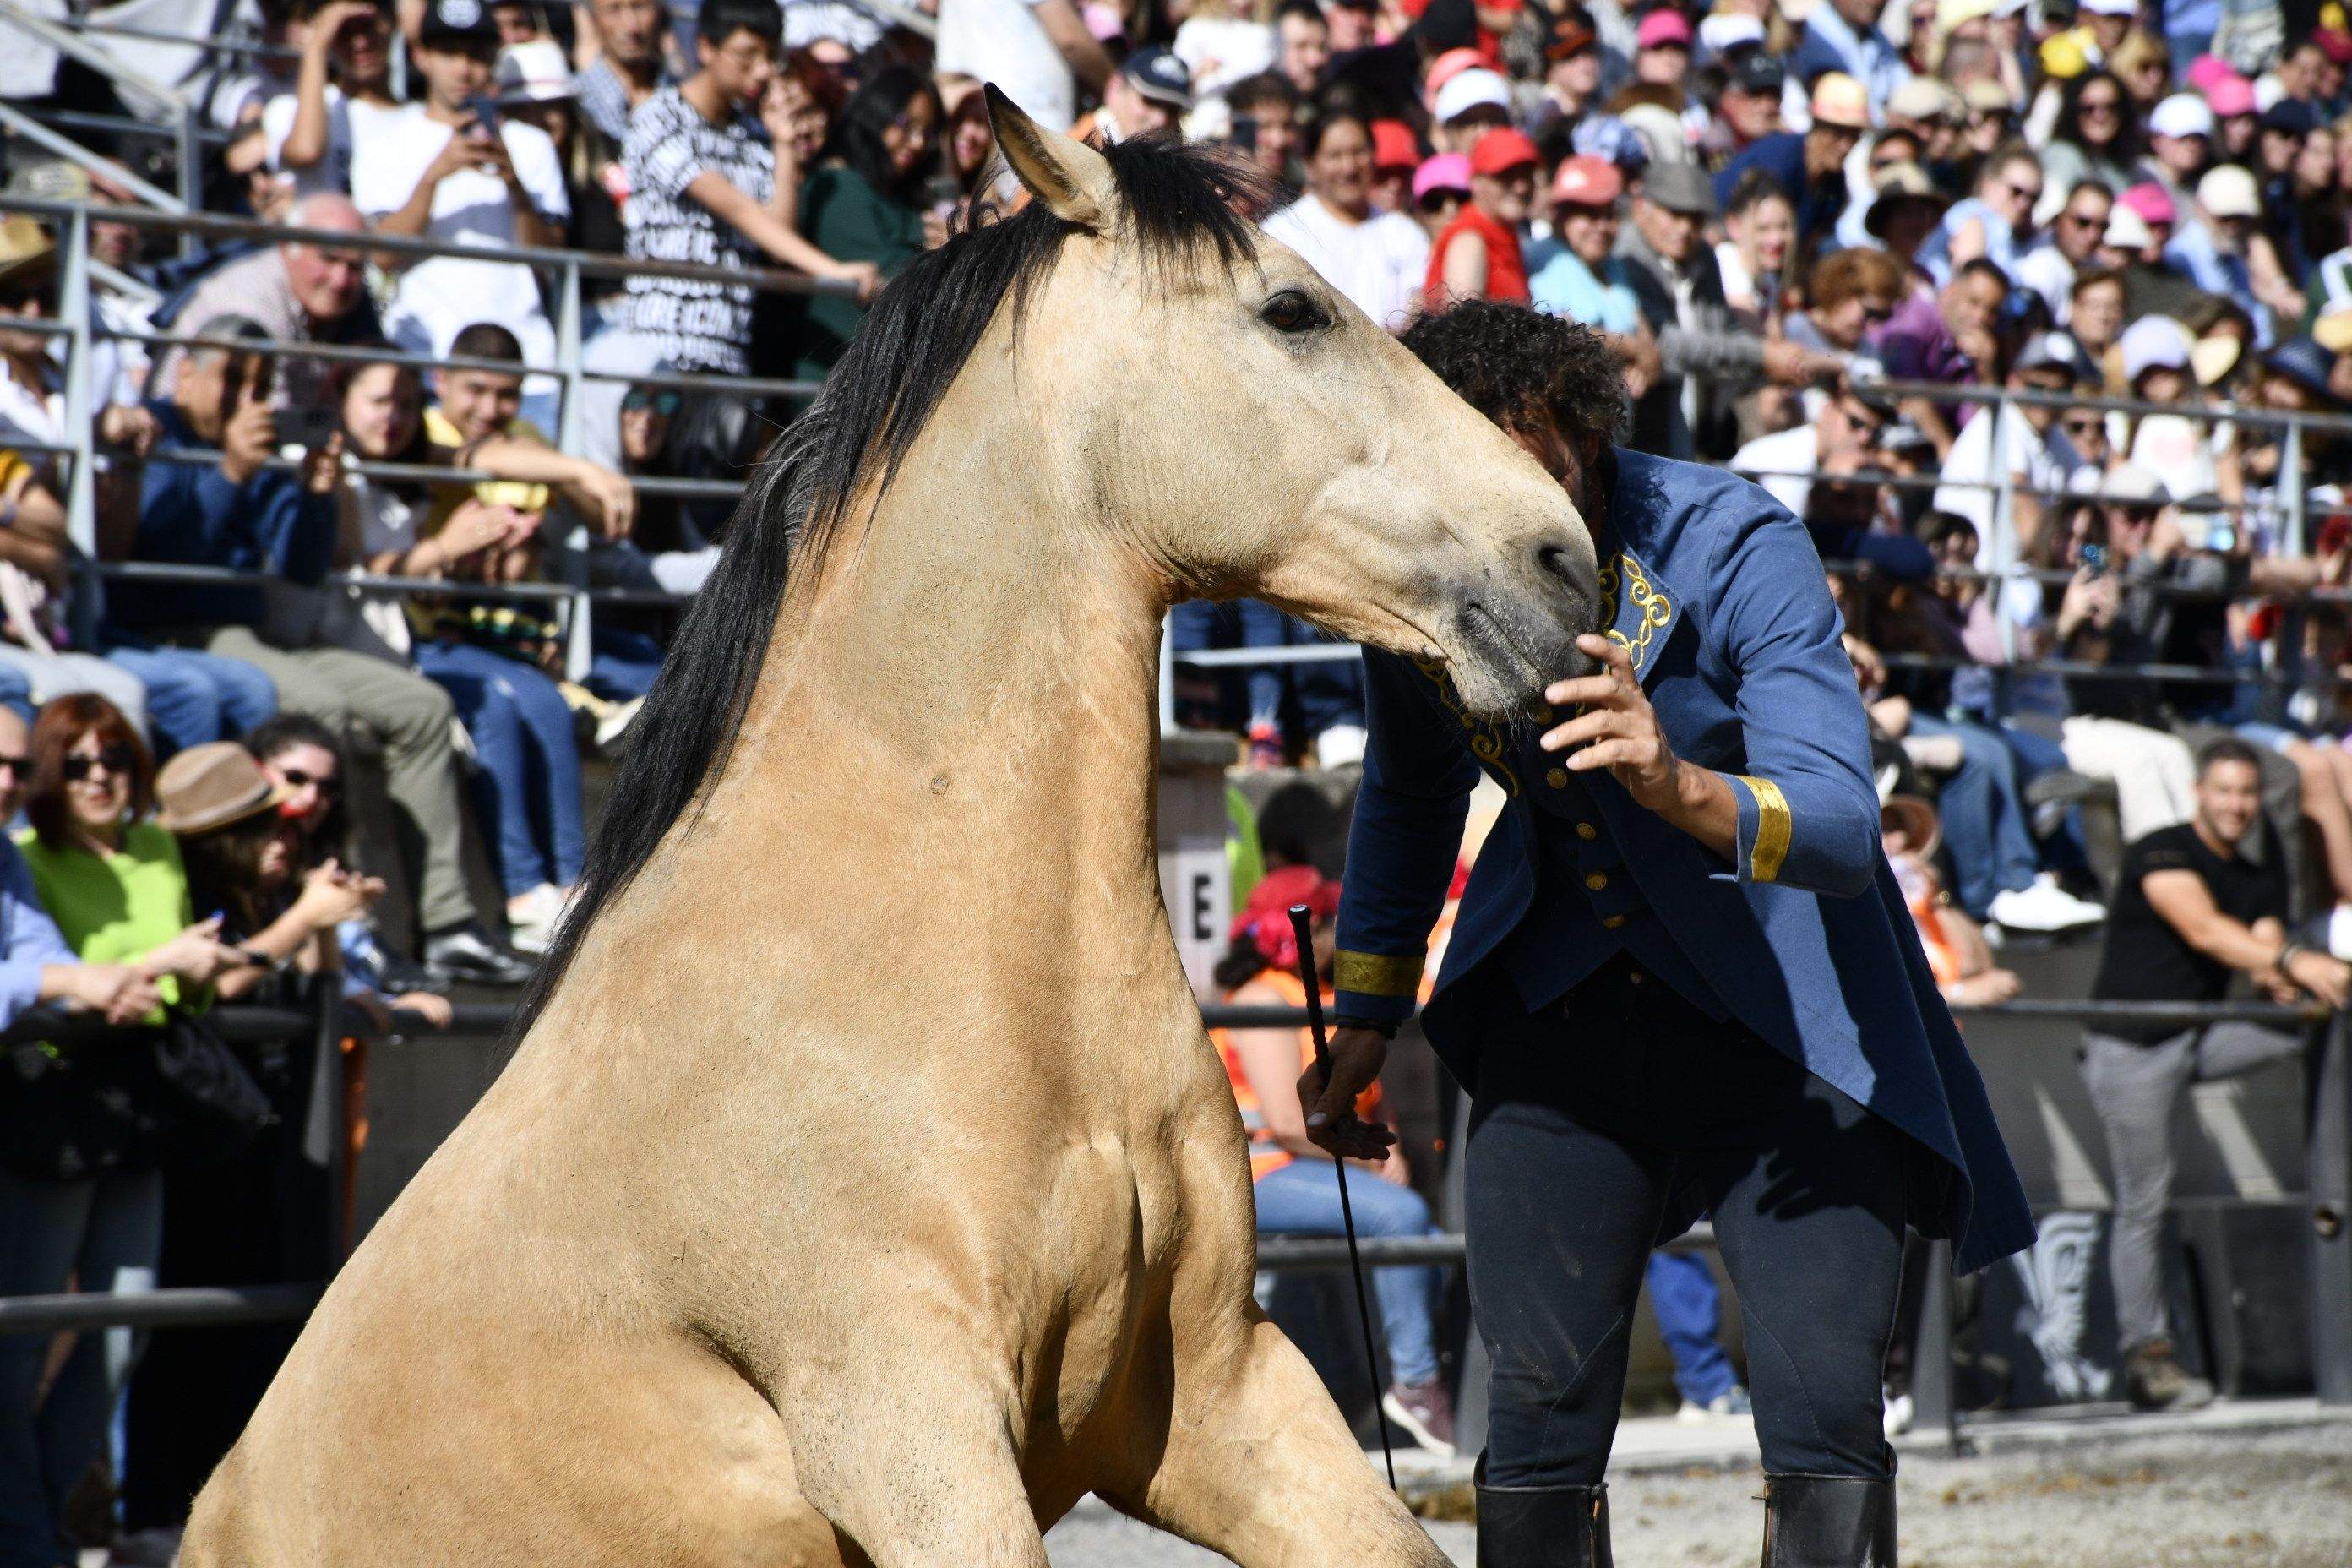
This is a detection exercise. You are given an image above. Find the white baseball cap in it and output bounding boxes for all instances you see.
[2149,93,2215,140]
[1434,68,1511,126]
[2196,163,2261,218]
[2080,0,2137,14]
[2103,205,2153,248]
[2103,464,2171,504]
[2120,315,2192,384]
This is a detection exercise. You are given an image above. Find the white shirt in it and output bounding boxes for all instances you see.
[2013,241,2078,326]
[1730,423,1819,517]
[348,105,569,373]
[262,86,404,199]
[1173,17,1277,98]
[1260,195,1430,334]
[937,0,1075,132]
[1935,401,2085,554]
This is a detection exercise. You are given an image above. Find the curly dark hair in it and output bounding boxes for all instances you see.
[1398,301,1631,445]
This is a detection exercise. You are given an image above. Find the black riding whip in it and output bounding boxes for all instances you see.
[1288,903,1398,1492]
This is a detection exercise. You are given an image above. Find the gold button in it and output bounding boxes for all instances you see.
[1602,914,1627,929]
[1546,767,1568,789]
[1585,872,1609,892]
[1628,968,1646,984]
[1576,821,1598,841]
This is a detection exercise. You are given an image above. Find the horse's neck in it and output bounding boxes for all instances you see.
[709,435,1179,966]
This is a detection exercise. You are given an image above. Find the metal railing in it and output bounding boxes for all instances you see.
[3,991,2344,1468]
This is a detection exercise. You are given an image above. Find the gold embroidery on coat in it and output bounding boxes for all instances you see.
[1597,553,1673,672]
[1411,654,1520,795]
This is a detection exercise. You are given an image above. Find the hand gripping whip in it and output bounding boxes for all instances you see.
[1288,903,1398,1492]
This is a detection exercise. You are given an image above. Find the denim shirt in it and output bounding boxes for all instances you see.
[0,838,76,1029]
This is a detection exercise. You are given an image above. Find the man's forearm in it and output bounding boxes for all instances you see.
[1645,756,1738,863]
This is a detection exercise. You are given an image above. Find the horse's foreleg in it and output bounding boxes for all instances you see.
[1113,1313,1452,1568]
[783,1387,1051,1568]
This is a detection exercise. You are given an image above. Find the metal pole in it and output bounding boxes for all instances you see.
[555,256,586,459]
[2311,1012,2352,1405]
[57,208,99,566]
[175,104,201,253]
[1158,612,1177,733]
[1990,391,2018,665]
[2284,415,2308,559]
[1909,1238,1963,1452]
[316,977,351,1265]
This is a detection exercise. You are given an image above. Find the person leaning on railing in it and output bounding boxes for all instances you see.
[2082,737,2351,1414]
[0,698,252,1568]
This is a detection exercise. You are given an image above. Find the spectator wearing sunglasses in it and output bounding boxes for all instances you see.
[611,380,722,595]
[1878,257,2011,459]
[1919,141,2043,289]
[2017,180,2115,327]
[248,715,455,1028]
[1933,332,2097,567]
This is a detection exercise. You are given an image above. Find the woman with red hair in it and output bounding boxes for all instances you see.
[1206,863,1456,1456]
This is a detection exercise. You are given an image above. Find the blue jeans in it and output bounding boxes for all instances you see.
[0,1168,163,1568]
[0,663,30,726]
[1910,715,2039,918]
[104,644,277,760]
[586,626,662,704]
[412,642,586,898]
[1647,1250,1738,1405]
[1252,1158,1444,1386]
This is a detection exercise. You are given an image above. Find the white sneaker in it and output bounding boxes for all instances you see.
[505,884,573,956]
[1675,1386,1753,1424]
[1883,1390,1914,1438]
[1988,875,2105,934]
[1315,724,1368,769]
[2327,905,2352,961]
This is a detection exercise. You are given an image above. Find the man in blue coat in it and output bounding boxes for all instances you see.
[1301,303,2034,1568]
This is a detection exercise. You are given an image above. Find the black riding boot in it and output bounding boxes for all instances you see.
[1475,1458,1612,1568]
[1759,1473,1897,1567]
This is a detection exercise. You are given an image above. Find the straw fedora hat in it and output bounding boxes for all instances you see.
[155,742,290,836]
[0,215,57,294]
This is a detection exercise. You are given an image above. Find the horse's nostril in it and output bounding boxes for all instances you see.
[1535,544,1584,587]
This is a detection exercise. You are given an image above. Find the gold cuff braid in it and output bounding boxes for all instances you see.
[1736,775,1793,884]
[1334,950,1425,998]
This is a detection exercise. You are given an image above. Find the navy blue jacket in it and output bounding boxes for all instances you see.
[113,399,336,634]
[1334,449,2035,1273]
[1712,133,1843,249]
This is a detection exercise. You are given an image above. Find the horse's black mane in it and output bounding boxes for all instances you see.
[514,135,1266,1035]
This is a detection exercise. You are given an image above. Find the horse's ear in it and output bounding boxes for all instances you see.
[985,84,1118,231]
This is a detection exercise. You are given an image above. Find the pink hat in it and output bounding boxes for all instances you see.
[2117,181,2176,226]
[1412,152,1473,203]
[2183,54,2235,93]
[1636,9,1695,48]
[2207,73,2256,117]
[1422,46,1488,102]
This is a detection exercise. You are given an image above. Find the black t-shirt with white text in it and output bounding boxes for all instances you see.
[2089,822,2289,1043]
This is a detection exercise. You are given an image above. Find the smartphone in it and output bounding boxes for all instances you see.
[279,404,339,452]
[465,93,500,142]
[2081,543,2109,574]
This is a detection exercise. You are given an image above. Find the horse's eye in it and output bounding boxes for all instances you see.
[1260,291,1330,335]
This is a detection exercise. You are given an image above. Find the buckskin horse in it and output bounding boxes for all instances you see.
[182,93,1602,1567]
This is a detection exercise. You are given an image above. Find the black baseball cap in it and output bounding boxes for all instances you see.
[1730,51,1785,95]
[1121,45,1194,108]
[2262,99,2325,137]
[419,0,498,47]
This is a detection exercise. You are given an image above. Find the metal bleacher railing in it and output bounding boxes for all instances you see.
[2,192,847,678]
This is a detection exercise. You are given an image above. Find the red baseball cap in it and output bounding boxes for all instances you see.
[1468,128,1541,177]
[1371,119,1420,171]
[1549,153,1624,207]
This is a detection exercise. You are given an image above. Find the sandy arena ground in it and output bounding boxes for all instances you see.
[1043,1421,2352,1567]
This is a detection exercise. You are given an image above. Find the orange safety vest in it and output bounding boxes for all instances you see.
[1211,967,1381,1181]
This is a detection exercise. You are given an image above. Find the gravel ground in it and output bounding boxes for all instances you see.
[1043,1425,2352,1567]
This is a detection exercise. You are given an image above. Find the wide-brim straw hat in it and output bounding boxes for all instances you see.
[155,741,291,836]
[0,215,57,293]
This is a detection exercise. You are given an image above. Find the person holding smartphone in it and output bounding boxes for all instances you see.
[353,0,572,426]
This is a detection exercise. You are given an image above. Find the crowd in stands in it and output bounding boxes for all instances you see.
[3,0,2352,1549]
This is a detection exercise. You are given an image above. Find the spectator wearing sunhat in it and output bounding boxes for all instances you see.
[1425,128,1538,306]
[1712,72,1872,248]
[2111,182,2207,321]
[2195,163,2293,345]
[1882,75,1963,179]
[1860,160,1953,277]
[1367,118,1420,214]
[1528,155,1658,400]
